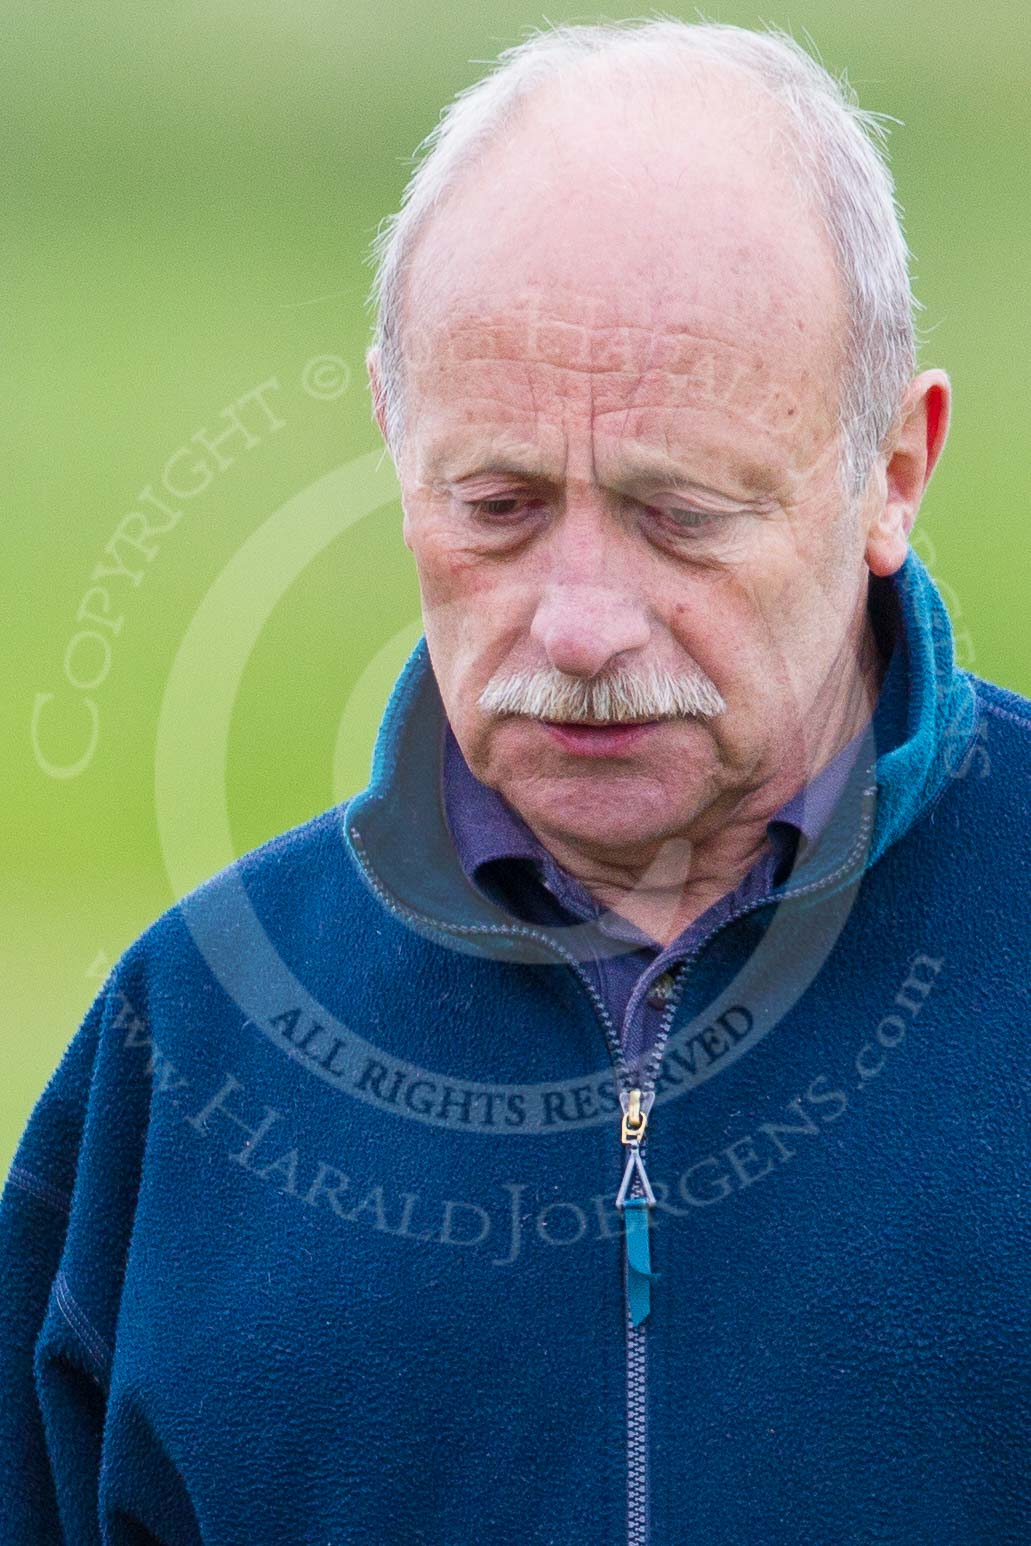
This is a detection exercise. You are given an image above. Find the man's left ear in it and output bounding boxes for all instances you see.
[865,369,951,578]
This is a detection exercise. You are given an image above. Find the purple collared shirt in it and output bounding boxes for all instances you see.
[441,642,901,1077]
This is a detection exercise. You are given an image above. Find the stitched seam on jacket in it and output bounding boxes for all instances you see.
[53,1269,112,1382]
[6,1165,73,1215]
[982,700,1031,730]
[896,675,981,833]
[902,710,987,839]
[747,782,877,904]
[349,827,581,943]
[352,798,874,919]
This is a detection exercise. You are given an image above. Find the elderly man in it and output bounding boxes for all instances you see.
[2,18,1028,1546]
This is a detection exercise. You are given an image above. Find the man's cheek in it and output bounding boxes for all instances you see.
[412,541,489,616]
[671,594,754,692]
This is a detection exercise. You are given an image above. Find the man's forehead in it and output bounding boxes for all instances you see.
[404,291,837,495]
[404,178,845,402]
[408,217,837,353]
[405,293,817,380]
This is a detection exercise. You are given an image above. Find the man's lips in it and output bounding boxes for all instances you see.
[538,718,663,756]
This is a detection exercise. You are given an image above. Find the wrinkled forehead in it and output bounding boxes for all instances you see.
[400,279,846,499]
[404,280,834,397]
[404,299,837,501]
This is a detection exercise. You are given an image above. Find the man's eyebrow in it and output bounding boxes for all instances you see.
[422,444,551,486]
[424,443,776,502]
[599,444,780,500]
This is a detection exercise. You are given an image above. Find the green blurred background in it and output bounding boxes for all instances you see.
[3,1,1028,1175]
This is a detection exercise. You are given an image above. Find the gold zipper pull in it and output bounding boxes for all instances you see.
[615,1087,656,1208]
[620,1086,648,1144]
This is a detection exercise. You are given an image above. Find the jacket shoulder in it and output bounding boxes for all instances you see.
[117,800,370,983]
[967,671,1031,731]
[934,673,1031,832]
[964,672,1031,776]
[216,801,351,886]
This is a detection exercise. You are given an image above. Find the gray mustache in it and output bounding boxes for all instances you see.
[478,663,727,723]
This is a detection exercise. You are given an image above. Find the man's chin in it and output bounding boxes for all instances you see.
[524,811,698,872]
[474,717,717,836]
[500,772,708,854]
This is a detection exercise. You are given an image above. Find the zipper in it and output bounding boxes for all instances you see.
[347,781,877,1546]
[617,1086,655,1546]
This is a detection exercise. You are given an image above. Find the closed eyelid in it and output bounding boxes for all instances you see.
[446,475,761,510]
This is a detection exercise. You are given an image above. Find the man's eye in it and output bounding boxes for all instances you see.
[460,496,726,531]
[646,505,723,531]
[465,497,535,520]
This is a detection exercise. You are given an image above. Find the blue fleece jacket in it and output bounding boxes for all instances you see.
[1,548,1029,1546]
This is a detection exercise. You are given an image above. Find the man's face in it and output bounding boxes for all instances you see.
[379,74,876,866]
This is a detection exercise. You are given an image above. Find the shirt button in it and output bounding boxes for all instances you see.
[646,970,677,1010]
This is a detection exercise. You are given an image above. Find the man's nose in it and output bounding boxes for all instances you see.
[529,581,652,678]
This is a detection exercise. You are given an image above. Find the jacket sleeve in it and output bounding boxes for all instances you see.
[0,955,152,1544]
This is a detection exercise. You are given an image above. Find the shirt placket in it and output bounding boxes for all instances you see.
[586,906,686,1073]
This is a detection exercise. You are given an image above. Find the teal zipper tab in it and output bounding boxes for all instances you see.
[623,1197,659,1327]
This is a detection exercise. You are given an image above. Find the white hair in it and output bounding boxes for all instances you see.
[365,16,919,504]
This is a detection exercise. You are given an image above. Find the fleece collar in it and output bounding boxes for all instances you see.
[342,549,977,947]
